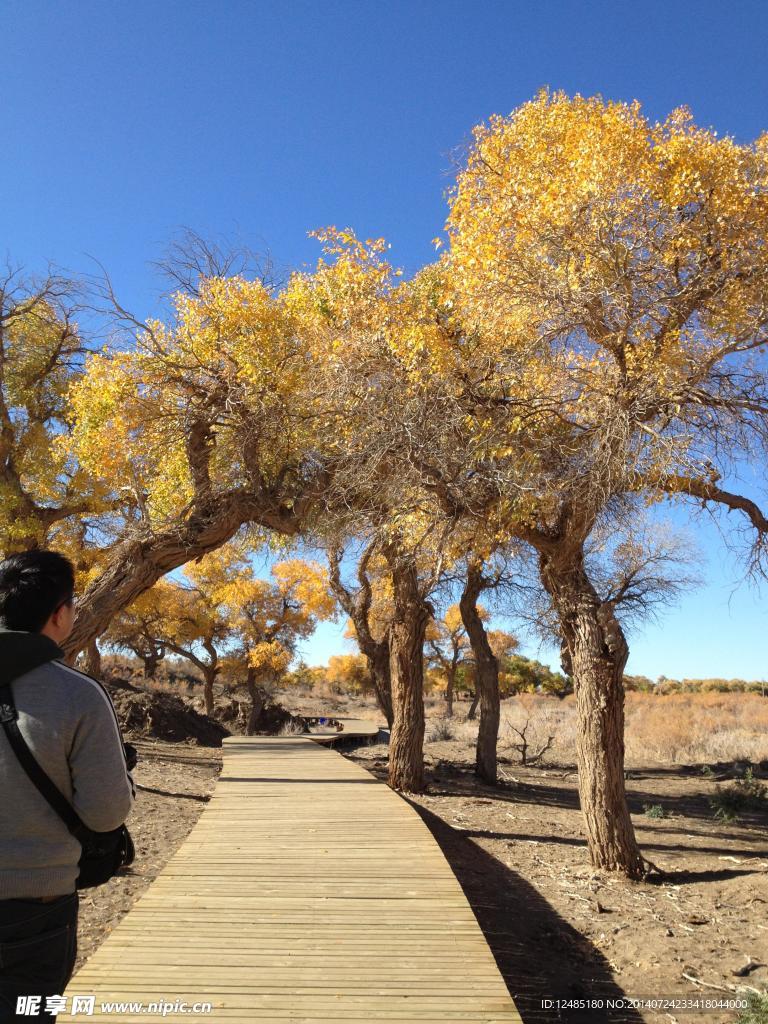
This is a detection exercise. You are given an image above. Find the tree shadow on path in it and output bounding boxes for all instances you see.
[402,797,645,1024]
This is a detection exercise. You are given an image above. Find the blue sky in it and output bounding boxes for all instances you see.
[3,0,767,680]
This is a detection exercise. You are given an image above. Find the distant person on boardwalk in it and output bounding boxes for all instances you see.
[0,551,136,1022]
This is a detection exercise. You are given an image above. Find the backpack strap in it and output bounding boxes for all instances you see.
[0,681,90,842]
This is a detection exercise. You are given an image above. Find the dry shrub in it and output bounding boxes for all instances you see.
[279,719,309,736]
[500,695,576,764]
[426,717,458,742]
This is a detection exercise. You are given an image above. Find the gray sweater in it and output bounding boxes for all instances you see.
[0,651,136,899]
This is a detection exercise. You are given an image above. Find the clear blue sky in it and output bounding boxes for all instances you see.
[3,0,767,680]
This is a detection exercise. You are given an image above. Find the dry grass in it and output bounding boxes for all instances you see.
[624,691,768,764]
[426,692,768,766]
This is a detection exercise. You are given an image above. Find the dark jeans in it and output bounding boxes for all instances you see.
[0,894,78,1023]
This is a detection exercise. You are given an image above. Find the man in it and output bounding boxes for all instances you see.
[0,550,135,1022]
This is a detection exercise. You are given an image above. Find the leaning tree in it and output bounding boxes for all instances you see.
[61,245,348,659]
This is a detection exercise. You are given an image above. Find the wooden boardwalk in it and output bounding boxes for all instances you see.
[302,716,381,744]
[60,734,521,1023]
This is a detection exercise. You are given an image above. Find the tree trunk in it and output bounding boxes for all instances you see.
[540,545,646,879]
[62,487,307,660]
[384,547,430,793]
[326,544,394,729]
[445,662,456,719]
[202,666,218,717]
[460,564,500,785]
[142,653,160,679]
[369,642,394,730]
[467,689,479,720]
[245,668,265,735]
[162,640,219,715]
[79,639,102,677]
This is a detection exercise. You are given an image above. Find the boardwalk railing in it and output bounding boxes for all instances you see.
[60,733,521,1022]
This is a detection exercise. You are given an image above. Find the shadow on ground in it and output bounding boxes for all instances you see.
[403,797,645,1024]
[427,757,768,830]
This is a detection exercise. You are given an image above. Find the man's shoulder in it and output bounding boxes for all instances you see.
[43,661,118,713]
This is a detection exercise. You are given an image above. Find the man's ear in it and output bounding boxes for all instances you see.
[47,600,72,635]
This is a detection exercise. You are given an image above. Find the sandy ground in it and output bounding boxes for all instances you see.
[74,692,767,1024]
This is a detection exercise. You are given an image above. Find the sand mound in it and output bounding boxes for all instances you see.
[189,694,309,736]
[105,676,230,747]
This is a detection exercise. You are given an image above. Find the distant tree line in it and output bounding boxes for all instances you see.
[625,675,767,695]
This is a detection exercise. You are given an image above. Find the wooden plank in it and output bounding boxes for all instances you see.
[59,734,520,1023]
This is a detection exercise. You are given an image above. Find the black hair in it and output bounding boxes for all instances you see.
[0,549,76,633]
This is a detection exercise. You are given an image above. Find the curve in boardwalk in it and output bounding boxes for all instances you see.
[302,716,381,744]
[60,734,521,1023]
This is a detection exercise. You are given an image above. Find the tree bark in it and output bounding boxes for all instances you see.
[202,665,218,717]
[79,639,102,677]
[444,659,457,719]
[245,668,266,735]
[142,652,161,679]
[460,563,500,785]
[540,544,647,879]
[467,689,479,720]
[369,643,394,729]
[62,485,310,660]
[327,543,393,728]
[383,545,430,793]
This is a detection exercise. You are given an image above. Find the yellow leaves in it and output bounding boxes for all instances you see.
[287,228,396,352]
[248,640,291,676]
[0,293,112,550]
[6,89,765,593]
[67,348,193,520]
[160,276,301,399]
[443,603,465,634]
[445,88,768,360]
[67,264,329,524]
[435,90,768,535]
[326,653,370,693]
[109,546,336,683]
[487,629,519,660]
[272,559,336,621]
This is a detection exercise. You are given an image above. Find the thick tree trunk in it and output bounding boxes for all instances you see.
[460,564,500,785]
[79,639,102,677]
[540,545,646,879]
[384,548,430,793]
